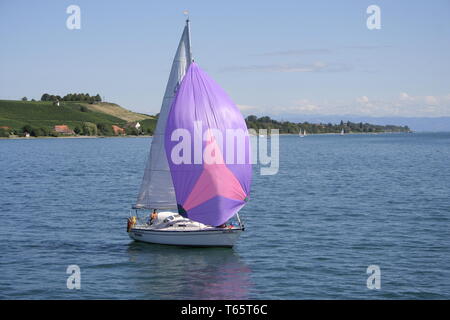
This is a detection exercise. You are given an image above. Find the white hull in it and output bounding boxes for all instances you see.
[129,227,243,247]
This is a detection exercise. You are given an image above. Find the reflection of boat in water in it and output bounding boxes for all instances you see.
[126,242,252,299]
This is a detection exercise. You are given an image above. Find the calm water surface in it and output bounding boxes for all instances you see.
[0,133,449,299]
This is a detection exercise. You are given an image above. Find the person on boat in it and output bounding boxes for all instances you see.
[149,209,158,225]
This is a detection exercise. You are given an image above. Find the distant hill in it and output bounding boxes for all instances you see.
[274,114,450,132]
[245,115,410,134]
[0,99,124,127]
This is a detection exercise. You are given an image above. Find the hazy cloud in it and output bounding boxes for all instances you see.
[356,96,370,104]
[223,61,351,73]
[399,92,413,101]
[256,49,332,56]
[256,45,391,56]
[237,93,450,117]
[237,104,259,112]
[343,45,393,50]
[425,96,438,105]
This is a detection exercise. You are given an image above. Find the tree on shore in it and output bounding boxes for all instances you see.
[96,123,113,136]
[0,128,9,137]
[82,122,97,136]
[41,93,61,102]
[20,125,54,137]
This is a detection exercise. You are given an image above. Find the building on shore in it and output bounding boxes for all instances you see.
[54,125,74,135]
[112,125,125,135]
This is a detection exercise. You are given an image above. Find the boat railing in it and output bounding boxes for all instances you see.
[129,209,149,226]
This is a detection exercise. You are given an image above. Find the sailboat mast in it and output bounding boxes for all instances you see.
[186,19,193,65]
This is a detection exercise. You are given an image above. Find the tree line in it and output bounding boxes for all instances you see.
[245,115,411,134]
[0,123,153,138]
[41,93,102,104]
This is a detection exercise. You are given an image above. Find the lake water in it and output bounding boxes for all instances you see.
[0,133,449,299]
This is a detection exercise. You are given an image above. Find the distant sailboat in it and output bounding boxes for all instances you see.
[127,19,251,247]
[299,129,306,137]
[340,129,344,135]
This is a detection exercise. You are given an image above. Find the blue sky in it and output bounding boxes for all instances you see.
[1,0,449,119]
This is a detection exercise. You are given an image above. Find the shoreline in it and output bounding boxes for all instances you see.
[1,131,413,140]
[0,135,154,140]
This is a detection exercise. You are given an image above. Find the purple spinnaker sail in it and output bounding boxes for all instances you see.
[164,62,252,226]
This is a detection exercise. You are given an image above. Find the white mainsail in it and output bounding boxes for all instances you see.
[135,20,192,209]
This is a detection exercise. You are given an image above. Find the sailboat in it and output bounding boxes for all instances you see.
[299,129,306,138]
[127,19,252,247]
[340,129,344,135]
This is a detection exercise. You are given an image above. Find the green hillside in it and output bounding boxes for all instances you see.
[80,102,154,122]
[0,100,131,136]
[139,118,158,133]
[0,100,124,125]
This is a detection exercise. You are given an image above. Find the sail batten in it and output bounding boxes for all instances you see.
[135,21,192,210]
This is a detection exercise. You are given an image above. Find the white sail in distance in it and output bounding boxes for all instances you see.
[135,20,192,209]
